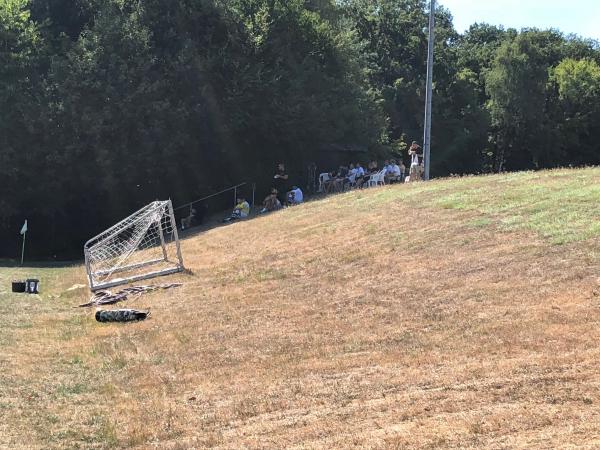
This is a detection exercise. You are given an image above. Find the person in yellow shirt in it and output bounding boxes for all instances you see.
[223,197,250,222]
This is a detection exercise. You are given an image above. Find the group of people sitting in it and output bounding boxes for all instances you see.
[321,141,423,193]
[184,143,424,229]
[182,163,301,228]
[259,163,304,214]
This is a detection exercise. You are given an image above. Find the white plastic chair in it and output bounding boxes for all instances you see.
[318,173,330,192]
[345,173,357,190]
[368,169,386,187]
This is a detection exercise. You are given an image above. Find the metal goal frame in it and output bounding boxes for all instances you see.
[84,200,184,291]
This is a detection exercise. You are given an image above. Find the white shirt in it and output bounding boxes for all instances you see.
[291,188,303,203]
[388,164,401,176]
[355,166,365,177]
[411,152,420,166]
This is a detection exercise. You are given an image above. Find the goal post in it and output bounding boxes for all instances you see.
[84,200,184,291]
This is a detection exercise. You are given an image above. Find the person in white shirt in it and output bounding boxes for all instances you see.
[408,141,423,181]
[287,186,304,205]
[355,163,365,177]
[354,162,366,188]
[382,159,391,175]
[343,163,358,190]
[385,159,402,183]
[347,163,358,177]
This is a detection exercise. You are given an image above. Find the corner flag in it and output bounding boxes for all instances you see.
[20,220,27,265]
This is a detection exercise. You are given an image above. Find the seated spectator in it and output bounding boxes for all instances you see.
[323,170,337,193]
[287,186,304,205]
[343,163,359,190]
[351,162,365,188]
[330,165,349,193]
[223,197,250,222]
[356,161,376,189]
[260,189,282,213]
[181,208,197,230]
[385,159,402,183]
[383,159,391,174]
[356,162,365,177]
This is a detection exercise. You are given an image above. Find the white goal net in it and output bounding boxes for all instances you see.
[84,200,184,291]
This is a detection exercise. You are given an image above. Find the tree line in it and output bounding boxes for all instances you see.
[1,0,599,259]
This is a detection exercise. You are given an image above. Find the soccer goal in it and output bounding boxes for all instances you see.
[84,200,184,291]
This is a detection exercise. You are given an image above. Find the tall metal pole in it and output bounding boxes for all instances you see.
[423,0,435,181]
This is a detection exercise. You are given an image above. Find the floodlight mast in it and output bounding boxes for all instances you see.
[423,0,435,181]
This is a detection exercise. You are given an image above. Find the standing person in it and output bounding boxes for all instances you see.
[409,141,423,182]
[272,163,289,204]
[399,161,406,182]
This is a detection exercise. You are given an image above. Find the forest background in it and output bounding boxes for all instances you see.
[1,0,599,258]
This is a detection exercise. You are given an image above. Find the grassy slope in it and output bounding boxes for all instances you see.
[0,167,599,449]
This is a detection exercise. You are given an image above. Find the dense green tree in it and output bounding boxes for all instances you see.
[484,30,599,171]
[1,0,599,258]
[486,31,554,170]
[0,0,46,231]
[549,58,600,165]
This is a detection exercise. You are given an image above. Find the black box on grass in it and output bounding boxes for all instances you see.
[25,279,39,294]
[11,279,39,294]
[12,281,26,293]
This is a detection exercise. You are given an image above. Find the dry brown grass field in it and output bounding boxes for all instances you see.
[1,168,599,449]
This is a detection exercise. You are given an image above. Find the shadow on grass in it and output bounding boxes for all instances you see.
[0,259,81,269]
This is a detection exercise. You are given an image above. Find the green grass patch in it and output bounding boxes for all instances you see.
[55,382,89,397]
[366,167,599,245]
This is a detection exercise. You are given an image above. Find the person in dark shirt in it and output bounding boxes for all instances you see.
[272,163,289,204]
[333,164,349,192]
[359,160,379,188]
[260,188,282,213]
